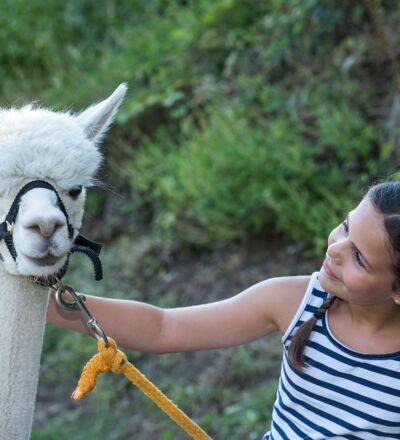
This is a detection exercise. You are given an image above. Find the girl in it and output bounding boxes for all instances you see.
[47,181,400,439]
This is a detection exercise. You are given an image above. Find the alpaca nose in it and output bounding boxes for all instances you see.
[18,188,69,239]
[38,219,65,237]
[25,215,66,238]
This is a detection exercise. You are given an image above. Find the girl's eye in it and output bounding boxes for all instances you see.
[342,220,365,268]
[68,185,83,199]
[354,250,365,268]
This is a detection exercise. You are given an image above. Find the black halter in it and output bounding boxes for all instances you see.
[0,180,103,284]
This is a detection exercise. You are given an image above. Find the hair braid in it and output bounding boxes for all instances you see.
[288,296,336,372]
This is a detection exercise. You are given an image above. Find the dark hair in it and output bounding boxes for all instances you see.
[368,181,400,289]
[288,181,400,371]
[288,296,336,371]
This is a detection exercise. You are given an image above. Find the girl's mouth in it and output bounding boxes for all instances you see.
[323,260,340,281]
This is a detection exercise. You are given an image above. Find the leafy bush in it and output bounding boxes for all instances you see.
[1,0,396,254]
[130,97,387,253]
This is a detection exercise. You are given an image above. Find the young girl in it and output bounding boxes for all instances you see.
[47,181,400,439]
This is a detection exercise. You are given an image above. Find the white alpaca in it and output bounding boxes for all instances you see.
[0,84,127,440]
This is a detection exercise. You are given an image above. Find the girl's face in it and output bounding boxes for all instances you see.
[320,196,400,305]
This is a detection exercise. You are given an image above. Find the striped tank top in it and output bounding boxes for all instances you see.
[263,272,400,440]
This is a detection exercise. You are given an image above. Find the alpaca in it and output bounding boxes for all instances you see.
[0,84,127,440]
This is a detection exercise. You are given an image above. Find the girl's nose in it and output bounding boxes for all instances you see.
[327,241,342,264]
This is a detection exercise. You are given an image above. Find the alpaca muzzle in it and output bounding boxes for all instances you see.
[0,179,103,285]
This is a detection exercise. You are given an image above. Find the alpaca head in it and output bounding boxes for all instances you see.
[0,84,127,281]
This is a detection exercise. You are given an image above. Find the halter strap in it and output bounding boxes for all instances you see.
[4,180,74,240]
[0,179,103,283]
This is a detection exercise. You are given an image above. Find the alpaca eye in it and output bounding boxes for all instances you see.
[68,185,83,199]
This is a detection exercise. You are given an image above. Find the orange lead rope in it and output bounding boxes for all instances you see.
[54,284,212,439]
[72,337,213,440]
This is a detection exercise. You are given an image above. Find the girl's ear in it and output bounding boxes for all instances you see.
[391,291,400,305]
[76,83,127,144]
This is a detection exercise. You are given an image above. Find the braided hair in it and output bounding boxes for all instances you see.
[288,296,336,371]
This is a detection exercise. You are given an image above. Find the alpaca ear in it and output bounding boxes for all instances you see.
[76,83,128,143]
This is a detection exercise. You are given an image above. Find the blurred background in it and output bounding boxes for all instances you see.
[2,0,399,438]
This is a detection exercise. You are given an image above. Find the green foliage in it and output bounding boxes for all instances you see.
[132,108,271,248]
[1,1,397,253]
[32,421,103,440]
[221,382,278,439]
[0,1,126,95]
[130,96,386,253]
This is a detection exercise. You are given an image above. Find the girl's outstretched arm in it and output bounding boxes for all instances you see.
[47,275,309,352]
[47,292,166,352]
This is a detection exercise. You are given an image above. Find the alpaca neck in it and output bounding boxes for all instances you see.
[0,270,49,440]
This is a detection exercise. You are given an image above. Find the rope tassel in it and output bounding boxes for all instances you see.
[72,337,212,440]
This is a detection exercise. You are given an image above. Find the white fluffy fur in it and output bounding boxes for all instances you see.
[0,84,127,440]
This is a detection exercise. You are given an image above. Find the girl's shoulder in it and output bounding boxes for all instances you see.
[265,274,313,335]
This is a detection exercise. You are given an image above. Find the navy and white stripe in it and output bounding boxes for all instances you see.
[263,272,400,439]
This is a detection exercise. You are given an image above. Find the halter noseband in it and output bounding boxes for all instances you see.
[0,179,103,285]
